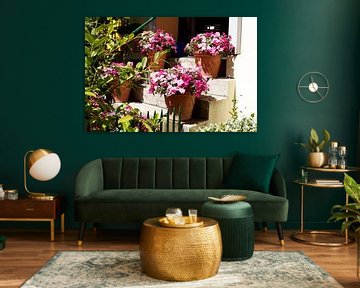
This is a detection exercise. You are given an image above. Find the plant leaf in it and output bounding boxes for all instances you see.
[323,129,330,143]
[310,128,319,144]
[344,173,360,204]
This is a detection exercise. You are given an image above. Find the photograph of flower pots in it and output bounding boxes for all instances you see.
[85,17,257,132]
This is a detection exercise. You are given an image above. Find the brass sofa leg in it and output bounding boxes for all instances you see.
[77,222,86,246]
[262,222,268,232]
[276,222,285,246]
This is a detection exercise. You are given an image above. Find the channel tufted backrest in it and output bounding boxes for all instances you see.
[102,158,233,189]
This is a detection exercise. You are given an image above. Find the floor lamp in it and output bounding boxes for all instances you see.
[24,149,61,199]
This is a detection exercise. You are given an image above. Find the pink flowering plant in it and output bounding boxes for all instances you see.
[149,65,209,98]
[184,32,235,56]
[102,59,148,88]
[138,29,177,54]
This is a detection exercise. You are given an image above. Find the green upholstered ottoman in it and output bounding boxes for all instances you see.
[201,201,254,261]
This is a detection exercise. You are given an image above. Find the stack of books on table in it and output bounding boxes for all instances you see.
[314,179,342,185]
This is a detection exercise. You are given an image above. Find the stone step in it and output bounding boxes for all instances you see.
[177,56,235,78]
[126,102,167,117]
[194,95,233,123]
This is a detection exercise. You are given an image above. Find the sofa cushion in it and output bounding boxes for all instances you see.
[223,153,280,193]
[75,188,288,222]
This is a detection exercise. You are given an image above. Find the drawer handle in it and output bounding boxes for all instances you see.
[25,208,35,211]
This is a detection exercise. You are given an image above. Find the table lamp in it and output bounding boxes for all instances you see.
[24,148,61,199]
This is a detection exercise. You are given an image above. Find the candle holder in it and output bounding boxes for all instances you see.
[337,146,347,169]
[328,142,338,169]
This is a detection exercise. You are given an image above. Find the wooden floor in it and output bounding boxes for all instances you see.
[0,228,358,288]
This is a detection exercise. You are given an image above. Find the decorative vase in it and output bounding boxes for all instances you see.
[194,54,222,78]
[164,93,195,121]
[147,51,167,71]
[111,82,131,103]
[308,152,328,168]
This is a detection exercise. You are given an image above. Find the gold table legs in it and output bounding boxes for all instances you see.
[291,185,354,246]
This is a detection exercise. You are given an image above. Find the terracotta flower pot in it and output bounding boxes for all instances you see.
[164,94,195,121]
[111,82,131,103]
[147,51,167,71]
[194,54,222,78]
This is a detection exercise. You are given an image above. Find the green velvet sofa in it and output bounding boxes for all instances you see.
[74,156,288,245]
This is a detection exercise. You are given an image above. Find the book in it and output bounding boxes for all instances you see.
[315,179,341,184]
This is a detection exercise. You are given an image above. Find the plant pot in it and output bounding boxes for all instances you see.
[147,51,167,71]
[308,152,328,168]
[194,54,222,78]
[164,94,195,121]
[112,82,131,103]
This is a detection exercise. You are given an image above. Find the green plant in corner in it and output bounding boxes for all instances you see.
[329,173,360,233]
[296,128,331,152]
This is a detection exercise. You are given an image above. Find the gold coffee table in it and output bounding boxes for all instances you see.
[139,217,222,281]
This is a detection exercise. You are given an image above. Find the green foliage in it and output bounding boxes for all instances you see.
[296,128,330,152]
[84,17,166,132]
[329,174,360,233]
[85,17,135,95]
[195,97,257,132]
[85,94,162,132]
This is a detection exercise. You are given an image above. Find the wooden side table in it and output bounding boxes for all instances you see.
[0,195,65,241]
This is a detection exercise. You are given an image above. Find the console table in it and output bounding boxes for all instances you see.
[0,195,65,241]
[291,166,359,246]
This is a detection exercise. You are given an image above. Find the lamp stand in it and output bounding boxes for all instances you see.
[24,151,55,200]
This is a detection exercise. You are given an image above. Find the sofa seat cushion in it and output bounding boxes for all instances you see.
[75,189,288,222]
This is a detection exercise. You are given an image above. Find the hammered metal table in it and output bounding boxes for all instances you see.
[139,217,222,281]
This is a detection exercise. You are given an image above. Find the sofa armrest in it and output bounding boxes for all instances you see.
[269,168,287,198]
[75,159,104,199]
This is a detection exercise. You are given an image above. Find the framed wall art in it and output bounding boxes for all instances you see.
[85,17,257,132]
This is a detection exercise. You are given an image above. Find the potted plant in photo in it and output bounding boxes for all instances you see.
[102,59,148,103]
[329,173,360,279]
[85,93,162,132]
[184,32,235,78]
[138,29,177,71]
[296,128,331,167]
[149,65,209,121]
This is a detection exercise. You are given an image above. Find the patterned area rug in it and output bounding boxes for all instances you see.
[21,251,342,288]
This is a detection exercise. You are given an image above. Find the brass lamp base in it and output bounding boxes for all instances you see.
[28,193,55,200]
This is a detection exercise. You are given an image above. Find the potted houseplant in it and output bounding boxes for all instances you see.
[102,60,148,103]
[184,32,235,78]
[138,29,177,71]
[149,65,209,121]
[329,173,360,279]
[296,128,331,167]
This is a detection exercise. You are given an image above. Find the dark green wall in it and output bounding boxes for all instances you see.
[1,0,359,230]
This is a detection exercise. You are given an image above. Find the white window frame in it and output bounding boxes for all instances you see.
[228,17,242,54]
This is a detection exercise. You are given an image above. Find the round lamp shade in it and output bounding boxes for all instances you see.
[28,149,61,181]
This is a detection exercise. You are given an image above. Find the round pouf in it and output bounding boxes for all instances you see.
[201,201,254,261]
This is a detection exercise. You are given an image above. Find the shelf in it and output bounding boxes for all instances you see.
[301,166,360,173]
[294,179,344,188]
